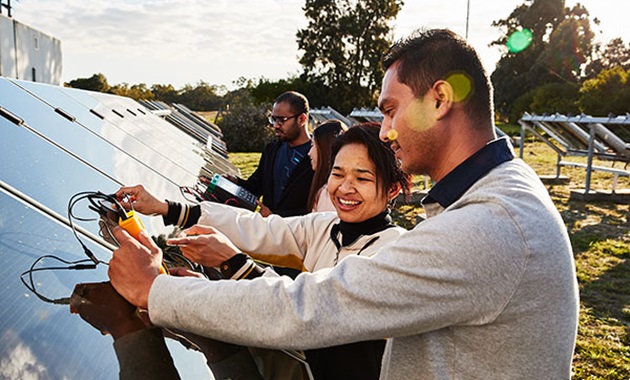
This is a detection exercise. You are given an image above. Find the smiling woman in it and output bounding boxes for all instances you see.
[328,123,408,224]
[105,122,411,379]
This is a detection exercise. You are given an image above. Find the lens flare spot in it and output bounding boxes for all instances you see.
[405,98,434,132]
[387,129,398,141]
[446,72,473,102]
[507,29,533,53]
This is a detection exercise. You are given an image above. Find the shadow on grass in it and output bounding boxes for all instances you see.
[562,197,629,318]
[574,246,630,379]
[559,195,630,378]
[556,197,629,253]
[579,249,630,324]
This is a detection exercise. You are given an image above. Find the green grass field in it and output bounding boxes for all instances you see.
[228,139,630,379]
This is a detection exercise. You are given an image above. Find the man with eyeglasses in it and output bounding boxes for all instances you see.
[226,91,314,217]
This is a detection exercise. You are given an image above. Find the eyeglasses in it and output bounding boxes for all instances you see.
[268,114,298,125]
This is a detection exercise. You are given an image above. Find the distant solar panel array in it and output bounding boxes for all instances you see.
[309,106,355,127]
[140,101,227,154]
[0,77,233,378]
[519,112,630,200]
[139,100,239,178]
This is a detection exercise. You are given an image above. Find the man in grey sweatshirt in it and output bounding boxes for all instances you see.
[108,28,579,379]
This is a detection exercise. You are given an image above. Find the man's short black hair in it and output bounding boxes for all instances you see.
[382,28,494,126]
[275,91,310,116]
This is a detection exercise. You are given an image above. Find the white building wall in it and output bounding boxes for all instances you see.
[0,14,16,78]
[0,14,62,85]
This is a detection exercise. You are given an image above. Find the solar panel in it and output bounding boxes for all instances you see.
[137,99,238,176]
[519,112,630,198]
[0,77,228,378]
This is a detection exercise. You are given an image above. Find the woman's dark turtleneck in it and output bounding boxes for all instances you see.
[336,209,394,246]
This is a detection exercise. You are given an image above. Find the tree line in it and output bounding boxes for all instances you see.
[66,0,629,151]
[491,0,630,122]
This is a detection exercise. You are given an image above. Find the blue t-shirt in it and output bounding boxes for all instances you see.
[273,141,311,205]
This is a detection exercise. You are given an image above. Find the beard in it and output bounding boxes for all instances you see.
[277,124,300,143]
[400,125,441,178]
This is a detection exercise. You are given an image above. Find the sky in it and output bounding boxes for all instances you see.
[10,0,630,90]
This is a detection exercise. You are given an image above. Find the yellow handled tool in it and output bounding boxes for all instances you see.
[118,210,169,275]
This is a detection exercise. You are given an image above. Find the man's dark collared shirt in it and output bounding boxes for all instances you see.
[423,138,515,208]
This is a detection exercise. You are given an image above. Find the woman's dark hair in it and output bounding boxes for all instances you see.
[330,122,411,202]
[307,120,348,211]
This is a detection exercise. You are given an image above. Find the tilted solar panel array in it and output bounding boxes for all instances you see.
[518,112,630,197]
[139,99,237,177]
[0,77,234,379]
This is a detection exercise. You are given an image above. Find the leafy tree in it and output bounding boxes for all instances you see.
[491,0,565,47]
[508,82,580,122]
[110,83,154,100]
[65,73,110,92]
[491,53,552,122]
[529,82,580,115]
[249,76,299,106]
[151,84,180,104]
[579,66,630,116]
[490,0,596,122]
[249,75,331,111]
[490,0,564,121]
[218,88,273,152]
[537,6,594,83]
[509,89,536,123]
[296,0,403,114]
[585,38,630,78]
[178,81,223,111]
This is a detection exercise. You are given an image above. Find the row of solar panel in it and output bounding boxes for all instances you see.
[0,78,219,378]
[139,99,233,163]
[518,112,630,197]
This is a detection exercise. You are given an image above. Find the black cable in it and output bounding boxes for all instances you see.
[67,191,126,265]
[18,191,118,305]
[21,190,210,306]
[20,254,107,305]
[161,248,205,277]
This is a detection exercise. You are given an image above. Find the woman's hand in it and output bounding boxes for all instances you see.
[115,184,168,216]
[256,200,273,217]
[166,225,239,267]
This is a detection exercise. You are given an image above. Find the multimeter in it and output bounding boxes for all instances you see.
[117,209,169,275]
[204,174,258,211]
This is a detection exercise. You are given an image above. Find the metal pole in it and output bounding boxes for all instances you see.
[584,125,596,194]
[519,121,525,159]
[466,0,470,39]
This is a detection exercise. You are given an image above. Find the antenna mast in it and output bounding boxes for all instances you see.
[465,0,470,39]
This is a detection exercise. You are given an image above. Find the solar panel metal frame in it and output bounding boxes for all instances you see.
[519,112,630,196]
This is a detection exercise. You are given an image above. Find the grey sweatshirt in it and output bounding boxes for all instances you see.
[149,158,579,379]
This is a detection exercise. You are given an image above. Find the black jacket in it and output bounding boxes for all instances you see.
[238,140,314,217]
